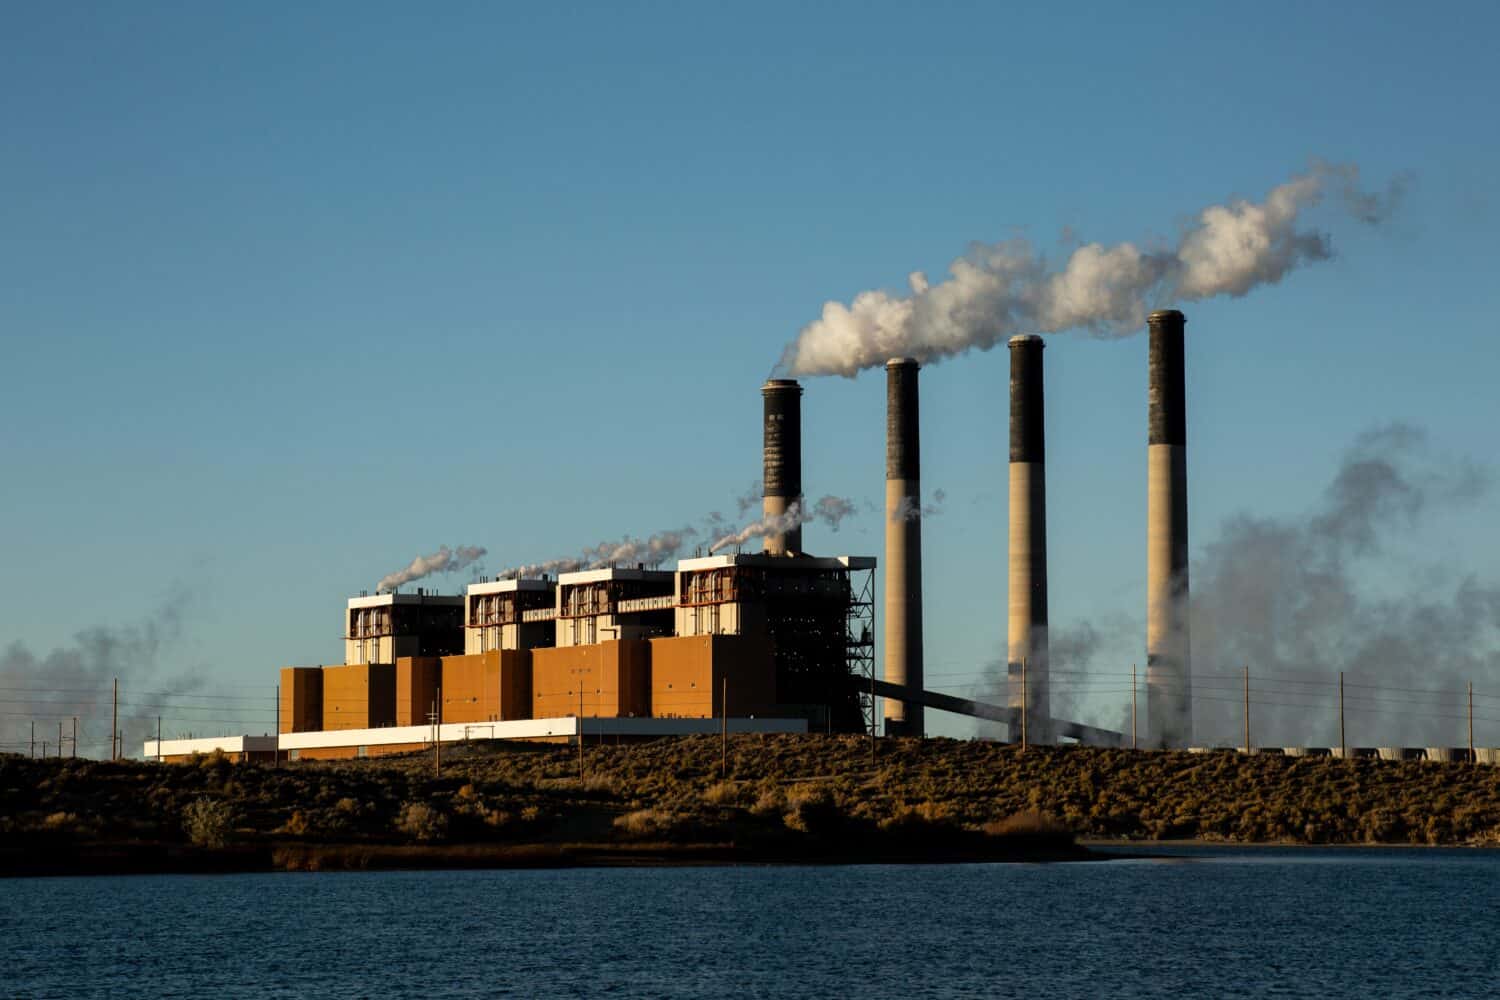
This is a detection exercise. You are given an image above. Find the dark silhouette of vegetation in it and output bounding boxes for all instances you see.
[3,736,1498,875]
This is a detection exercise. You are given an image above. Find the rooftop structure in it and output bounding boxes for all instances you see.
[344,590,464,665]
[465,577,557,654]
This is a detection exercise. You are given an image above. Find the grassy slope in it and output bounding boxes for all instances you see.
[3,736,1500,874]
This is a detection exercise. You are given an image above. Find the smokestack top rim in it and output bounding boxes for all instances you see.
[885,356,919,369]
[1148,309,1187,324]
[1008,334,1045,348]
[762,378,803,393]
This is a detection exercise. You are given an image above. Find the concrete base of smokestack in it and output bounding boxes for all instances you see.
[1007,460,1051,743]
[1007,335,1051,744]
[1146,443,1190,746]
[883,358,924,738]
[761,496,802,556]
[883,478,924,737]
[1146,309,1190,747]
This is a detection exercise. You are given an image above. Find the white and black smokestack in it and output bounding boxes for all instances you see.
[1146,309,1191,746]
[883,358,923,737]
[1007,335,1051,743]
[761,378,803,556]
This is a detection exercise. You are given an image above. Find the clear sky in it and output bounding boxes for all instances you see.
[3,1,1498,746]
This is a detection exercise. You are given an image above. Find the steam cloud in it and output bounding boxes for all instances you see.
[0,593,215,758]
[501,489,864,576]
[780,161,1408,377]
[498,525,701,579]
[709,494,860,553]
[970,426,1499,747]
[1189,424,1496,747]
[376,545,488,594]
[890,488,947,522]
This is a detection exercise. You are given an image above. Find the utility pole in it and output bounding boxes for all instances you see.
[275,683,280,736]
[30,721,35,759]
[157,717,163,763]
[1131,664,1138,751]
[58,721,63,759]
[1020,657,1028,752]
[1468,681,1474,764]
[434,686,442,776]
[71,717,77,759]
[869,670,876,767]
[721,677,728,779]
[1243,665,1251,755]
[577,685,584,780]
[1338,671,1346,760]
[111,677,119,762]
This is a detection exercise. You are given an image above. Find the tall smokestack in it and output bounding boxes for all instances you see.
[883,358,924,737]
[1147,309,1191,746]
[1008,335,1051,743]
[761,379,803,556]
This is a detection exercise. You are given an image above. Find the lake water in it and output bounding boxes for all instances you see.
[3,846,1498,998]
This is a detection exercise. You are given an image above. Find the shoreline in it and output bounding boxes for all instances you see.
[0,836,1097,879]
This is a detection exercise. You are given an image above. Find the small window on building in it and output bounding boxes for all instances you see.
[289,749,301,761]
[357,746,369,758]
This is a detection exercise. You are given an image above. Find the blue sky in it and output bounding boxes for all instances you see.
[3,1,1498,743]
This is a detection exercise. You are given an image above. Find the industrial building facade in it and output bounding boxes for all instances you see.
[261,554,875,759]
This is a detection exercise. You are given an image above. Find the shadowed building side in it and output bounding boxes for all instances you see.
[883,358,924,737]
[762,379,803,556]
[1147,309,1191,746]
[1008,335,1051,743]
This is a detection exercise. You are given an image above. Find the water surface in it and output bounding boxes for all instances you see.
[4,847,1496,998]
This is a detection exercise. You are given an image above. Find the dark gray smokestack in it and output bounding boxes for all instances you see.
[761,378,803,556]
[1147,309,1191,746]
[883,358,923,737]
[1007,335,1051,743]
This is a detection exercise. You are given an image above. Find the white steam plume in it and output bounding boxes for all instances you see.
[376,545,487,594]
[583,526,698,569]
[890,488,947,522]
[498,525,699,579]
[709,494,860,553]
[780,162,1408,377]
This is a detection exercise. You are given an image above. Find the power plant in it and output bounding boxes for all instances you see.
[146,315,1204,761]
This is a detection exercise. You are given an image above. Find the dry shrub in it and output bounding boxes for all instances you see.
[613,808,685,839]
[703,781,745,806]
[41,811,76,829]
[750,786,785,817]
[983,810,1071,839]
[183,796,233,848]
[395,801,448,841]
[783,784,839,834]
[879,800,957,832]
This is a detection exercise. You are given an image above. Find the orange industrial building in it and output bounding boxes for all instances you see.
[266,554,874,759]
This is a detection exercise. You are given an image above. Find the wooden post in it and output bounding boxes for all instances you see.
[1020,657,1028,752]
[1338,671,1346,760]
[1131,664,1138,751]
[1468,681,1474,764]
[721,677,728,779]
[1243,665,1250,755]
[111,677,119,761]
